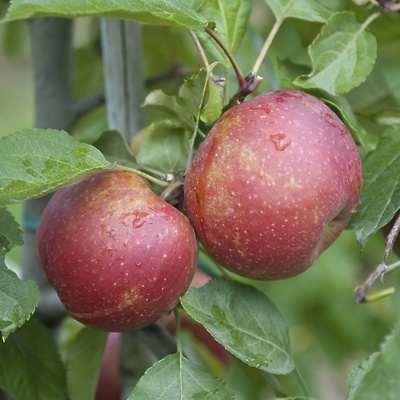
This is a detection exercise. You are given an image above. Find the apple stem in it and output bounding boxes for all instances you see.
[205,27,247,90]
[354,211,400,303]
[160,171,185,208]
[116,165,169,187]
[190,30,211,70]
[294,366,309,397]
[360,10,382,31]
[223,70,263,110]
[252,16,284,76]
[174,307,185,396]
[174,308,183,356]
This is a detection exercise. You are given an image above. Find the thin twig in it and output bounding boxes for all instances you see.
[159,171,186,208]
[189,30,210,69]
[354,211,400,303]
[252,16,284,76]
[384,211,400,262]
[205,27,246,90]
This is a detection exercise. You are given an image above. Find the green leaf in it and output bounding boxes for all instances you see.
[200,78,224,126]
[142,89,193,129]
[265,0,334,22]
[128,353,235,399]
[0,207,23,254]
[91,129,140,169]
[0,207,36,341]
[196,0,252,64]
[347,323,400,400]
[348,127,400,246]
[143,69,209,130]
[178,68,210,128]
[140,69,211,173]
[347,353,378,399]
[135,121,190,173]
[2,0,207,31]
[294,12,378,95]
[0,262,39,341]
[199,0,251,54]
[0,316,68,400]
[181,280,295,375]
[66,327,108,400]
[313,91,378,152]
[0,128,113,206]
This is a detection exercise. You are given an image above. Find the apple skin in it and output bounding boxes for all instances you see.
[36,169,198,331]
[184,89,362,280]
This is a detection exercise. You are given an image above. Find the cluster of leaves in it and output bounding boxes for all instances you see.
[1,0,400,399]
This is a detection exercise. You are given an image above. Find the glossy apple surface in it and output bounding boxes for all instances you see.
[37,169,198,331]
[184,89,362,280]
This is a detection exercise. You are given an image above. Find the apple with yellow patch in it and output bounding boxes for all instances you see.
[184,90,362,280]
[37,169,198,331]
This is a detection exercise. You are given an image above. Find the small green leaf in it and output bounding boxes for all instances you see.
[347,323,400,400]
[91,129,139,169]
[181,280,295,375]
[0,316,68,400]
[178,68,210,128]
[201,78,224,126]
[135,121,190,173]
[2,0,207,31]
[66,328,108,400]
[142,89,193,129]
[0,129,113,205]
[199,0,251,54]
[128,353,235,399]
[196,0,252,65]
[141,69,211,173]
[0,207,23,254]
[294,12,377,95]
[265,0,334,22]
[0,263,39,341]
[143,69,210,131]
[348,127,400,246]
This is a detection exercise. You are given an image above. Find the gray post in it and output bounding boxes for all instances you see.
[21,18,74,323]
[100,19,145,141]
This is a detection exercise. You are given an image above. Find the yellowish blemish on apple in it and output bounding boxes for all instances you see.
[284,177,303,189]
[71,288,140,319]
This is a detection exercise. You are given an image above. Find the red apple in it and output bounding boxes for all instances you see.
[36,169,198,331]
[95,332,122,400]
[184,89,362,280]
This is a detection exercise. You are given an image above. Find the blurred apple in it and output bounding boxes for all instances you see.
[95,332,122,400]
